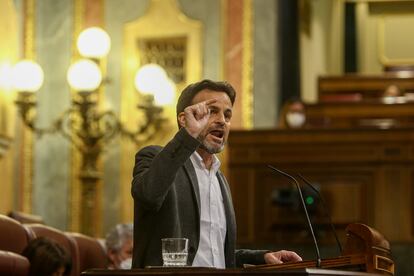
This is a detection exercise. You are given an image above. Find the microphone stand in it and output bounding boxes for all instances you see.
[297,173,343,255]
[267,165,322,268]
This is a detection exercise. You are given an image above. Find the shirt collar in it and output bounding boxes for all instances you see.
[190,151,221,173]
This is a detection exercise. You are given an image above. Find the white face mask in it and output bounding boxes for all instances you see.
[119,257,132,269]
[286,112,306,128]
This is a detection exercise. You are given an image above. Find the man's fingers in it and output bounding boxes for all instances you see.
[265,253,283,264]
[182,99,217,138]
[190,100,214,119]
[264,250,303,265]
[204,98,217,106]
[193,104,209,120]
[279,250,303,262]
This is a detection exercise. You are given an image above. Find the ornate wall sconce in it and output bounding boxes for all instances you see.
[13,27,174,236]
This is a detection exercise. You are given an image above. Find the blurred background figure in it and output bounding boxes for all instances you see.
[279,98,306,129]
[383,84,402,98]
[105,223,133,269]
[382,84,406,104]
[21,237,72,276]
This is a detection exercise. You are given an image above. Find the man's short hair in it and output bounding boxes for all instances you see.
[105,223,133,252]
[176,79,236,116]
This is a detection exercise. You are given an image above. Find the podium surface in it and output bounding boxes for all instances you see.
[82,268,382,276]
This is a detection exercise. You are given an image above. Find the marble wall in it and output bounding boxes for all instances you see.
[33,0,73,229]
[253,0,279,128]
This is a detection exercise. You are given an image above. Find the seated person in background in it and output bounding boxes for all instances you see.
[21,237,71,276]
[382,84,406,104]
[383,84,402,97]
[279,98,306,129]
[105,223,133,269]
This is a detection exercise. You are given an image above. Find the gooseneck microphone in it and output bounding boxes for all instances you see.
[267,165,321,268]
[297,173,343,255]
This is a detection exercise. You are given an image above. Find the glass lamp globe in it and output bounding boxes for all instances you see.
[77,27,111,59]
[11,60,44,92]
[67,59,102,91]
[153,78,176,106]
[134,64,168,95]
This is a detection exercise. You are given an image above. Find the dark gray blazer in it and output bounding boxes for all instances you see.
[131,128,268,268]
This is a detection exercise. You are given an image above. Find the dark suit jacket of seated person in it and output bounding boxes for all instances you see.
[131,79,302,268]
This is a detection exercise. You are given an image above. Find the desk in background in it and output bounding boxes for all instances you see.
[227,127,414,245]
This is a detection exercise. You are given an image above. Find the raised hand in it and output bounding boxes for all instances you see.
[181,99,217,139]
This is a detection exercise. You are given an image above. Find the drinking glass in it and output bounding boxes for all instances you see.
[161,238,189,267]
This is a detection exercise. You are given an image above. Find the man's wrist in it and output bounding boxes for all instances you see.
[184,126,200,139]
[177,127,201,151]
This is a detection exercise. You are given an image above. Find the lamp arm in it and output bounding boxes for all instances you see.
[16,106,66,138]
[15,90,168,151]
[115,105,166,146]
[52,107,86,152]
[95,110,123,143]
[15,92,58,136]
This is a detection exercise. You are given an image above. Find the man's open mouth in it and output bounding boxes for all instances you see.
[208,129,224,141]
[210,129,224,138]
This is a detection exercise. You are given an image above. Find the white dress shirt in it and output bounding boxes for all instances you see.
[190,151,227,268]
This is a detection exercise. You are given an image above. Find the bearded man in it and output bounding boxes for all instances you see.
[131,79,302,268]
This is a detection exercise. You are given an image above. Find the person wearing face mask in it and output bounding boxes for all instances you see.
[105,223,133,269]
[131,79,302,268]
[279,98,306,129]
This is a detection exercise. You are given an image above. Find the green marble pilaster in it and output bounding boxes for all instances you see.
[104,0,149,234]
[253,0,279,128]
[33,0,72,230]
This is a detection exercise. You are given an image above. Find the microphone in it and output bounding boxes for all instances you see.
[297,173,343,255]
[267,165,321,268]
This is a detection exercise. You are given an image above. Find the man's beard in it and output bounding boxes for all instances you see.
[199,142,225,154]
[198,134,225,154]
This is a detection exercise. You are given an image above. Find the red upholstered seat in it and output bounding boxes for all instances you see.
[0,250,30,276]
[27,224,80,276]
[8,211,44,224]
[0,214,34,254]
[68,232,108,273]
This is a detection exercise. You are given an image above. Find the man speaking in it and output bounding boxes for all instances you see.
[131,79,302,268]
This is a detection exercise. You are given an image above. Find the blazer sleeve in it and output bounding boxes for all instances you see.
[131,127,200,211]
[235,249,270,267]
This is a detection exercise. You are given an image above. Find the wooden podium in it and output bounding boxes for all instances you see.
[82,268,382,276]
[82,224,393,276]
[243,224,393,275]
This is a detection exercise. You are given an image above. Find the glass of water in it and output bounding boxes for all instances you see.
[162,238,189,267]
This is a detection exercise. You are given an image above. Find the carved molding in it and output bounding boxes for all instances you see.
[0,134,12,159]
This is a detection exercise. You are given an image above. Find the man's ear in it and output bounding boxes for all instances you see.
[178,112,186,128]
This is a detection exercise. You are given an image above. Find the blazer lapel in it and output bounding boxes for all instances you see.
[217,171,236,232]
[183,159,201,217]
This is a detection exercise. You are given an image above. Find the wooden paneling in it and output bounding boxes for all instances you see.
[303,101,414,129]
[318,74,414,101]
[227,128,414,246]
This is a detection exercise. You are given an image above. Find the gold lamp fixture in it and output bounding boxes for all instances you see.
[14,27,174,236]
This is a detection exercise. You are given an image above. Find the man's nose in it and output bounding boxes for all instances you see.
[215,112,226,124]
